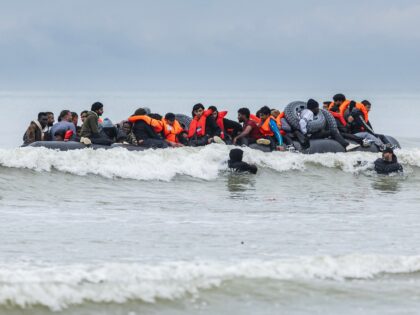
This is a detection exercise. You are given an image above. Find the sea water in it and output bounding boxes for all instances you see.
[0,91,419,315]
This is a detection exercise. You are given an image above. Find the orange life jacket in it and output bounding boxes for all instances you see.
[259,116,277,137]
[273,112,287,136]
[250,114,261,124]
[128,115,163,133]
[329,100,369,122]
[330,111,347,127]
[162,119,183,143]
[188,109,212,138]
[216,111,227,139]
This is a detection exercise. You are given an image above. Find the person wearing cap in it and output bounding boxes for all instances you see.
[296,99,359,151]
[80,102,113,145]
[374,146,403,174]
[228,148,258,174]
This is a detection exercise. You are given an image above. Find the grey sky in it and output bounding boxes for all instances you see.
[1,0,419,91]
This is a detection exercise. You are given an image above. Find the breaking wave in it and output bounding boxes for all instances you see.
[1,255,420,311]
[0,146,419,181]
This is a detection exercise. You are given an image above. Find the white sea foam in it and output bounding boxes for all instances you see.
[0,255,420,310]
[0,146,418,181]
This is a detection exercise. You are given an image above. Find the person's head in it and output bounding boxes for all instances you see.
[259,106,271,120]
[229,148,244,162]
[208,106,218,119]
[37,112,48,128]
[333,94,346,107]
[54,130,65,141]
[307,99,320,115]
[58,110,72,122]
[192,103,205,118]
[256,109,262,118]
[45,112,54,127]
[165,113,176,125]
[91,102,104,116]
[71,112,78,126]
[149,113,162,120]
[323,101,331,109]
[80,110,88,123]
[122,121,132,134]
[361,100,372,112]
[382,146,394,162]
[134,108,147,116]
[237,107,250,123]
[271,109,280,118]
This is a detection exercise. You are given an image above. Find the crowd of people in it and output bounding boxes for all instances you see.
[22,93,403,174]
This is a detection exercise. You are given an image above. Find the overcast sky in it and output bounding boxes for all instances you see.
[1,0,419,92]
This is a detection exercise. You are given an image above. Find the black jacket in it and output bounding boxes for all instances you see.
[374,155,403,175]
[133,120,162,141]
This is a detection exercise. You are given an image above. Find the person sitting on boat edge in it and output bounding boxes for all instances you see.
[296,99,359,151]
[188,103,224,146]
[22,112,49,145]
[129,108,168,149]
[228,148,258,174]
[80,102,113,145]
[374,146,403,175]
[257,106,285,151]
[208,106,242,144]
[233,107,264,146]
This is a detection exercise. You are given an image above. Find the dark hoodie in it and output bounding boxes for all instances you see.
[228,149,258,174]
[374,154,403,175]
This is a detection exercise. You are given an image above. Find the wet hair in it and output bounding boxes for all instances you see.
[333,94,346,102]
[361,100,371,107]
[134,108,147,116]
[208,106,218,113]
[165,113,176,121]
[149,113,162,120]
[237,107,250,119]
[58,110,71,122]
[259,106,271,116]
[91,102,104,112]
[37,112,47,120]
[192,103,205,117]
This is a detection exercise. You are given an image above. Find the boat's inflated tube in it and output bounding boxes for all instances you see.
[284,101,326,134]
[28,141,147,151]
[175,114,192,131]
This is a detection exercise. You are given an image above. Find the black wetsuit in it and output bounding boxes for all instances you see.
[374,155,403,175]
[228,149,258,174]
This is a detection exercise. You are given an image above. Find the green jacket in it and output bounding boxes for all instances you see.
[80,111,99,138]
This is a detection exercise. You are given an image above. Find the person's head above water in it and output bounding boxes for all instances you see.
[333,94,346,107]
[307,99,320,115]
[237,108,250,123]
[229,148,244,163]
[192,103,205,118]
[91,102,104,116]
[259,106,271,120]
[382,146,395,162]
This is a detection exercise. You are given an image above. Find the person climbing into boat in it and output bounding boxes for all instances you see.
[374,146,403,175]
[233,107,264,146]
[50,110,77,141]
[257,106,285,151]
[129,108,168,148]
[80,102,113,145]
[296,99,359,151]
[22,112,49,145]
[162,113,185,147]
[188,103,224,146]
[228,148,258,174]
[208,106,242,143]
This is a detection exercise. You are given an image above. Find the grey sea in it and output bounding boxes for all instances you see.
[0,91,420,315]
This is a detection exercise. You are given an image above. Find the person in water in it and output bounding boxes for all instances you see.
[23,112,49,145]
[130,108,168,148]
[80,102,113,145]
[257,106,285,151]
[228,148,258,174]
[188,103,224,146]
[233,107,264,146]
[374,146,403,175]
[296,99,359,151]
[50,110,77,141]
[208,106,242,143]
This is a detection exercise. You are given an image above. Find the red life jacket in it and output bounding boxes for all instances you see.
[216,111,227,139]
[188,110,212,138]
[330,111,347,127]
